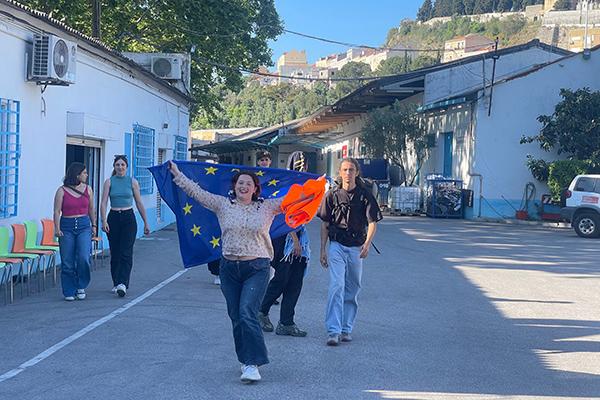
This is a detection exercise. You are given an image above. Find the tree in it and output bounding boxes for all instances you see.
[433,0,453,17]
[361,102,432,184]
[473,0,495,13]
[496,0,514,11]
[375,56,412,76]
[417,0,434,22]
[552,0,574,10]
[521,88,600,196]
[463,0,477,13]
[20,0,282,118]
[451,0,466,15]
[330,62,372,101]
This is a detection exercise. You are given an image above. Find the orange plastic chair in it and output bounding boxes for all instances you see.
[40,219,59,247]
[12,224,53,291]
[0,226,34,298]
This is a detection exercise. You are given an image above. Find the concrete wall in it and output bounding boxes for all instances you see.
[0,14,189,238]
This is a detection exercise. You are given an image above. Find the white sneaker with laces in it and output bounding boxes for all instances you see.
[213,276,221,285]
[64,296,75,301]
[76,289,86,300]
[111,286,117,294]
[116,283,127,297]
[240,364,261,383]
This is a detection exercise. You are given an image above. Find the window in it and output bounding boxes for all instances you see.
[0,98,20,218]
[174,135,188,161]
[133,124,155,195]
[574,177,597,193]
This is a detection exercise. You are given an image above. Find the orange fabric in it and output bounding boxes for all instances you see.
[41,219,59,246]
[280,176,326,228]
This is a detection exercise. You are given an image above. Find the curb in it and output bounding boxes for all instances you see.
[382,212,571,229]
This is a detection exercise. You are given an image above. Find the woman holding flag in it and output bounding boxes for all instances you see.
[168,160,323,384]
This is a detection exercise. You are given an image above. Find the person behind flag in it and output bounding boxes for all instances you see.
[100,155,150,298]
[168,160,282,384]
[318,157,382,346]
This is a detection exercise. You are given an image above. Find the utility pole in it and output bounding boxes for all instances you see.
[91,0,101,39]
[584,0,590,50]
[487,37,499,117]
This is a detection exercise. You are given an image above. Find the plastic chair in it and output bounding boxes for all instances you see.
[24,220,59,285]
[91,236,104,270]
[12,224,52,291]
[0,227,33,298]
[40,219,59,247]
[0,262,13,304]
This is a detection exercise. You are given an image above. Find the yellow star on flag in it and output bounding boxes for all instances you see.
[183,202,192,215]
[256,170,265,176]
[205,166,218,175]
[190,224,201,236]
[267,179,279,186]
[209,236,221,248]
[271,190,280,197]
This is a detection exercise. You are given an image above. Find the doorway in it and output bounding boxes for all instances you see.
[66,138,102,227]
[443,132,453,178]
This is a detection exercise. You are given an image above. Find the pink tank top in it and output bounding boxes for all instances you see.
[62,186,90,217]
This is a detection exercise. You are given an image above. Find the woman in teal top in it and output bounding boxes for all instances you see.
[100,155,150,297]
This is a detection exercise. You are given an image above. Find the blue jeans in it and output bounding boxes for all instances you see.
[326,241,363,335]
[219,257,270,366]
[59,216,92,297]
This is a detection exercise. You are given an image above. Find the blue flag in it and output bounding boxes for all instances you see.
[149,161,320,268]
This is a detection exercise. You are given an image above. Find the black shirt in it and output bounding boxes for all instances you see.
[318,185,383,247]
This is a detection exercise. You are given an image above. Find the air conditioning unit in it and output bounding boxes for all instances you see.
[30,34,77,85]
[150,55,183,80]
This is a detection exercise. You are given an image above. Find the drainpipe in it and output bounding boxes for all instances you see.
[468,172,483,218]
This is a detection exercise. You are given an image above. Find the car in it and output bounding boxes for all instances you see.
[561,174,600,238]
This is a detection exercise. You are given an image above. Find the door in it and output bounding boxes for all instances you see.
[65,140,102,228]
[326,150,334,178]
[443,132,453,178]
[156,149,166,222]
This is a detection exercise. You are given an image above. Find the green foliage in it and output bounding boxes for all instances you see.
[548,159,592,199]
[417,0,434,22]
[360,101,431,183]
[329,62,373,101]
[525,155,549,182]
[522,88,600,164]
[19,0,282,118]
[552,0,575,10]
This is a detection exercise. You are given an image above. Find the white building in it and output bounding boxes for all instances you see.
[0,0,191,239]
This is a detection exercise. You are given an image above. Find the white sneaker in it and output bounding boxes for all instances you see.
[240,364,261,383]
[64,296,75,301]
[213,276,221,285]
[76,289,86,300]
[116,284,127,297]
[111,286,117,294]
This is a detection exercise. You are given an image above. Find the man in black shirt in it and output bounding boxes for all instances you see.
[318,158,382,346]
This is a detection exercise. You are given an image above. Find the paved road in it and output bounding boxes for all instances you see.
[1,218,600,400]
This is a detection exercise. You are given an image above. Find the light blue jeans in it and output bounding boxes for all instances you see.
[326,241,363,335]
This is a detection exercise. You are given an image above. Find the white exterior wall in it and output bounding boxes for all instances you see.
[425,47,566,106]
[0,15,189,234]
[471,51,600,219]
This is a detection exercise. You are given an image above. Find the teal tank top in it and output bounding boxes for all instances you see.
[110,175,134,208]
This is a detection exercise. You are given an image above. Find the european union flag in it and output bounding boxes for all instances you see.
[149,161,320,268]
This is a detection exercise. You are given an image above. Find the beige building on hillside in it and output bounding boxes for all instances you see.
[443,34,495,63]
[567,27,600,51]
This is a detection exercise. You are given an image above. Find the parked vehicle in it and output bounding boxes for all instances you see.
[561,175,600,238]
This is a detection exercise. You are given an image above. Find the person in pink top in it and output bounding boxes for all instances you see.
[53,162,97,301]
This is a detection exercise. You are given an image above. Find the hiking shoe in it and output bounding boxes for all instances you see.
[213,276,221,285]
[340,332,353,342]
[258,312,274,332]
[240,364,261,383]
[326,334,340,346]
[64,296,76,302]
[76,289,86,300]
[275,323,307,337]
[116,284,127,297]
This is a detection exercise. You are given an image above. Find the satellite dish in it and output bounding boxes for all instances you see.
[287,151,307,172]
[53,39,69,78]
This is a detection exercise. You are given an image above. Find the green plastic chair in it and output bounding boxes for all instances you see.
[24,221,59,286]
[0,262,13,304]
[0,226,39,296]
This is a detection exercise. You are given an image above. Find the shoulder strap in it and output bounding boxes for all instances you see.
[63,185,86,196]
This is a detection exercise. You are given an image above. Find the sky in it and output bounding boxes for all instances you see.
[269,0,424,66]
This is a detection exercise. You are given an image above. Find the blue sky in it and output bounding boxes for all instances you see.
[269,0,423,66]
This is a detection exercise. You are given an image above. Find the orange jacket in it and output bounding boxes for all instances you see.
[280,176,326,228]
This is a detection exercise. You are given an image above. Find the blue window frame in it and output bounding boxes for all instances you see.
[174,136,188,161]
[0,98,20,219]
[133,124,155,195]
[124,132,132,177]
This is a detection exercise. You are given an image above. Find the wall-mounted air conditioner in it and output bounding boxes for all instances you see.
[29,33,77,85]
[151,55,183,80]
